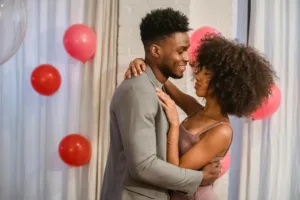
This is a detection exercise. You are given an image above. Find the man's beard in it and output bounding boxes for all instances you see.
[159,62,183,79]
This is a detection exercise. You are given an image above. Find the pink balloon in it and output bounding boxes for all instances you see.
[190,26,220,44]
[188,43,198,64]
[251,84,281,120]
[220,152,231,177]
[188,26,220,63]
[63,24,97,62]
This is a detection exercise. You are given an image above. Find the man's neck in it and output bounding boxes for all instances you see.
[145,58,168,84]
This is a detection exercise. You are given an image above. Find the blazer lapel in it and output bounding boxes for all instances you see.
[144,67,164,89]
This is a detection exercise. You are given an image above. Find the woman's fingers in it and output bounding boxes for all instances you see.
[141,63,146,71]
[136,64,144,74]
[129,64,138,76]
[156,89,172,106]
[124,70,131,79]
[133,58,146,72]
[129,63,142,75]
[127,71,132,78]
[157,92,166,102]
[159,100,167,109]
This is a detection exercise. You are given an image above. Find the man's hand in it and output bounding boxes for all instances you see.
[200,161,221,186]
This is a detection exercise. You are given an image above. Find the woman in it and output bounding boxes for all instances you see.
[124,36,275,199]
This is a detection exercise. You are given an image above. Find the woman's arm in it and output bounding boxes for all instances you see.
[166,118,233,169]
[176,125,232,169]
[125,58,203,116]
[156,89,181,166]
[167,124,180,166]
[157,89,232,170]
[164,80,203,116]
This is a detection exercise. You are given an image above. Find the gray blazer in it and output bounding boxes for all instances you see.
[100,67,203,200]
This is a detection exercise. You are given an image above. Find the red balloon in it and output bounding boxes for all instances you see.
[31,64,61,96]
[58,134,91,167]
[251,84,281,120]
[63,24,97,62]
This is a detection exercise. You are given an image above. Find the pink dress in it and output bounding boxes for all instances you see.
[170,121,232,200]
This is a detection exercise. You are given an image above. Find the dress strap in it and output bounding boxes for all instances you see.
[196,121,230,136]
[221,122,233,157]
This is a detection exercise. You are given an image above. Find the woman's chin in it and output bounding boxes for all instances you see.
[195,91,205,97]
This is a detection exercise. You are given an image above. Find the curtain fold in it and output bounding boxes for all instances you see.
[81,0,118,199]
[230,0,300,199]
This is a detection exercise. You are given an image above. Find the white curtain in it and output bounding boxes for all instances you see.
[81,0,118,199]
[0,0,118,199]
[229,0,300,199]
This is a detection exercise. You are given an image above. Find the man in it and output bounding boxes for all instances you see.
[100,8,221,200]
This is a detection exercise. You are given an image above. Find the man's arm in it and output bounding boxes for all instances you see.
[114,85,202,197]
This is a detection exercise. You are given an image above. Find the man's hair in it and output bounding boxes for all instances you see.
[140,8,190,48]
[195,35,276,117]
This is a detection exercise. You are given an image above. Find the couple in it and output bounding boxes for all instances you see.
[100,8,275,200]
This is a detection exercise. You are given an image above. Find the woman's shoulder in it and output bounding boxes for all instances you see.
[208,122,233,143]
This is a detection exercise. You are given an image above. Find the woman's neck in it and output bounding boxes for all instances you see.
[202,97,227,120]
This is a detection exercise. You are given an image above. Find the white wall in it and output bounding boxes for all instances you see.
[117,1,237,199]
[189,0,235,37]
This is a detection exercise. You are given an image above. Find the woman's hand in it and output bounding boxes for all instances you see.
[124,58,147,79]
[156,88,179,127]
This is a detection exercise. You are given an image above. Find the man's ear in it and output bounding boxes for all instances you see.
[150,44,161,58]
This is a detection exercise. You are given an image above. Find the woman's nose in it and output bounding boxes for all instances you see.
[194,73,203,82]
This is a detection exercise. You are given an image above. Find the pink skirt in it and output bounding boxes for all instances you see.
[170,185,218,200]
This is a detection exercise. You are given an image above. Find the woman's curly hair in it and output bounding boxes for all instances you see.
[196,35,276,117]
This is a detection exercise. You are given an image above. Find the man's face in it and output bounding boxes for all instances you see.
[158,32,190,79]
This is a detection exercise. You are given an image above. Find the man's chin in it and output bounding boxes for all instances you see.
[169,73,184,79]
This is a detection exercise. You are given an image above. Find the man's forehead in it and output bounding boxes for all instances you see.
[163,32,190,46]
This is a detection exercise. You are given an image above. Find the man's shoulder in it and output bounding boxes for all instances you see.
[116,74,154,94]
[111,74,158,111]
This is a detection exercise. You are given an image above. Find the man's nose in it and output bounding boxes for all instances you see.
[183,51,189,62]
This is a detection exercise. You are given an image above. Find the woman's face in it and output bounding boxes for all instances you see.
[193,66,213,97]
